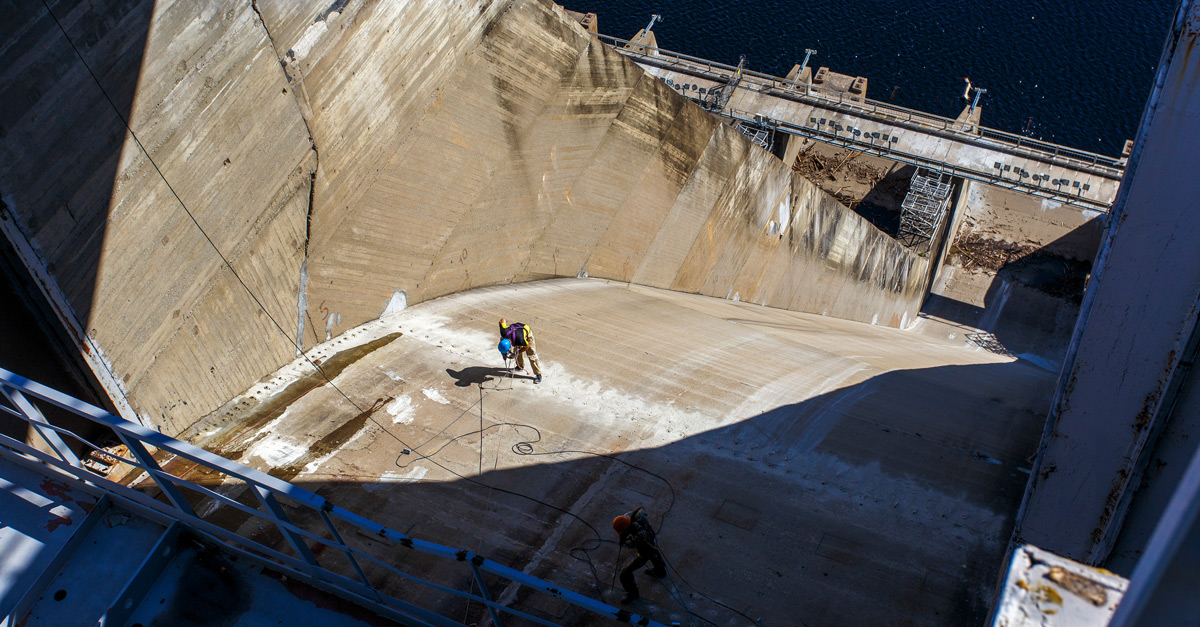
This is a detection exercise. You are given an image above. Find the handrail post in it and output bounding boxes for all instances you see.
[253,485,319,569]
[469,559,504,627]
[318,507,381,600]
[119,435,197,517]
[2,386,82,467]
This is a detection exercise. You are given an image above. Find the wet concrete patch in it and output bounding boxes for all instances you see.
[181,332,402,454]
[267,398,381,483]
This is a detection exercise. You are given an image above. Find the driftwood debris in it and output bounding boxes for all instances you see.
[951,232,1039,272]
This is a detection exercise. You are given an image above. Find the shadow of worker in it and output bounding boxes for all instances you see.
[445,366,519,387]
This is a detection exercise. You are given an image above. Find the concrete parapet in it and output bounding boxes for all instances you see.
[956,104,984,132]
[810,66,867,101]
[785,63,813,86]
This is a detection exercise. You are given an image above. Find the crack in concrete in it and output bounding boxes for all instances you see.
[249,1,322,351]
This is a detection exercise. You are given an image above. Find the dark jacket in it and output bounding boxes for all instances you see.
[620,509,658,556]
[500,321,532,347]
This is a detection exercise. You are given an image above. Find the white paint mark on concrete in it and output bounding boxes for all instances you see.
[967,181,987,209]
[1081,209,1102,219]
[384,371,404,382]
[974,452,1003,465]
[381,290,408,318]
[871,313,879,325]
[386,395,415,424]
[195,481,239,518]
[385,307,501,365]
[1040,198,1064,211]
[365,467,428,491]
[732,363,865,422]
[325,312,341,341]
[422,388,450,404]
[289,19,329,62]
[198,79,234,119]
[247,437,305,467]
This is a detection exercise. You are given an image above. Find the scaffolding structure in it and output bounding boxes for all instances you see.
[735,121,772,151]
[897,168,953,251]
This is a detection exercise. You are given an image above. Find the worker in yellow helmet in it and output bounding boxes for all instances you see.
[498,318,542,383]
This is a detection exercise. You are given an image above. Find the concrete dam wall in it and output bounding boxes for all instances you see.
[1,0,927,432]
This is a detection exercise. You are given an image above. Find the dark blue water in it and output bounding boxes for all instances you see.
[566,1,1178,156]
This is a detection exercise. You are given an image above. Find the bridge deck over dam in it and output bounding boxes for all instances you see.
[603,34,1124,211]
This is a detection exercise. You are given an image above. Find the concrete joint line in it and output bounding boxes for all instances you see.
[247,1,322,353]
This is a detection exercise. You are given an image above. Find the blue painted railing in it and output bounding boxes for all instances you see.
[0,367,669,627]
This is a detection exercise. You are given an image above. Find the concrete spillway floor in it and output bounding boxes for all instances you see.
[177,278,1056,626]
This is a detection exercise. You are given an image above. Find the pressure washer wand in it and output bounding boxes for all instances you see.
[609,542,623,602]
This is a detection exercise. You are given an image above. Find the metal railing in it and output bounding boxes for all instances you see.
[0,367,668,627]
[596,34,1126,179]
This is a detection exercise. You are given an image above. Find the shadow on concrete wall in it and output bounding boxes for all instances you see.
[137,359,1057,627]
[0,0,151,440]
[922,218,1104,368]
[851,163,915,237]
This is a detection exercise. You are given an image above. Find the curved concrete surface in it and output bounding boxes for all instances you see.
[176,279,1056,626]
[2,0,926,432]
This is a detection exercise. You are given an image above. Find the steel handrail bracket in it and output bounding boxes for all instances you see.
[0,367,669,627]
